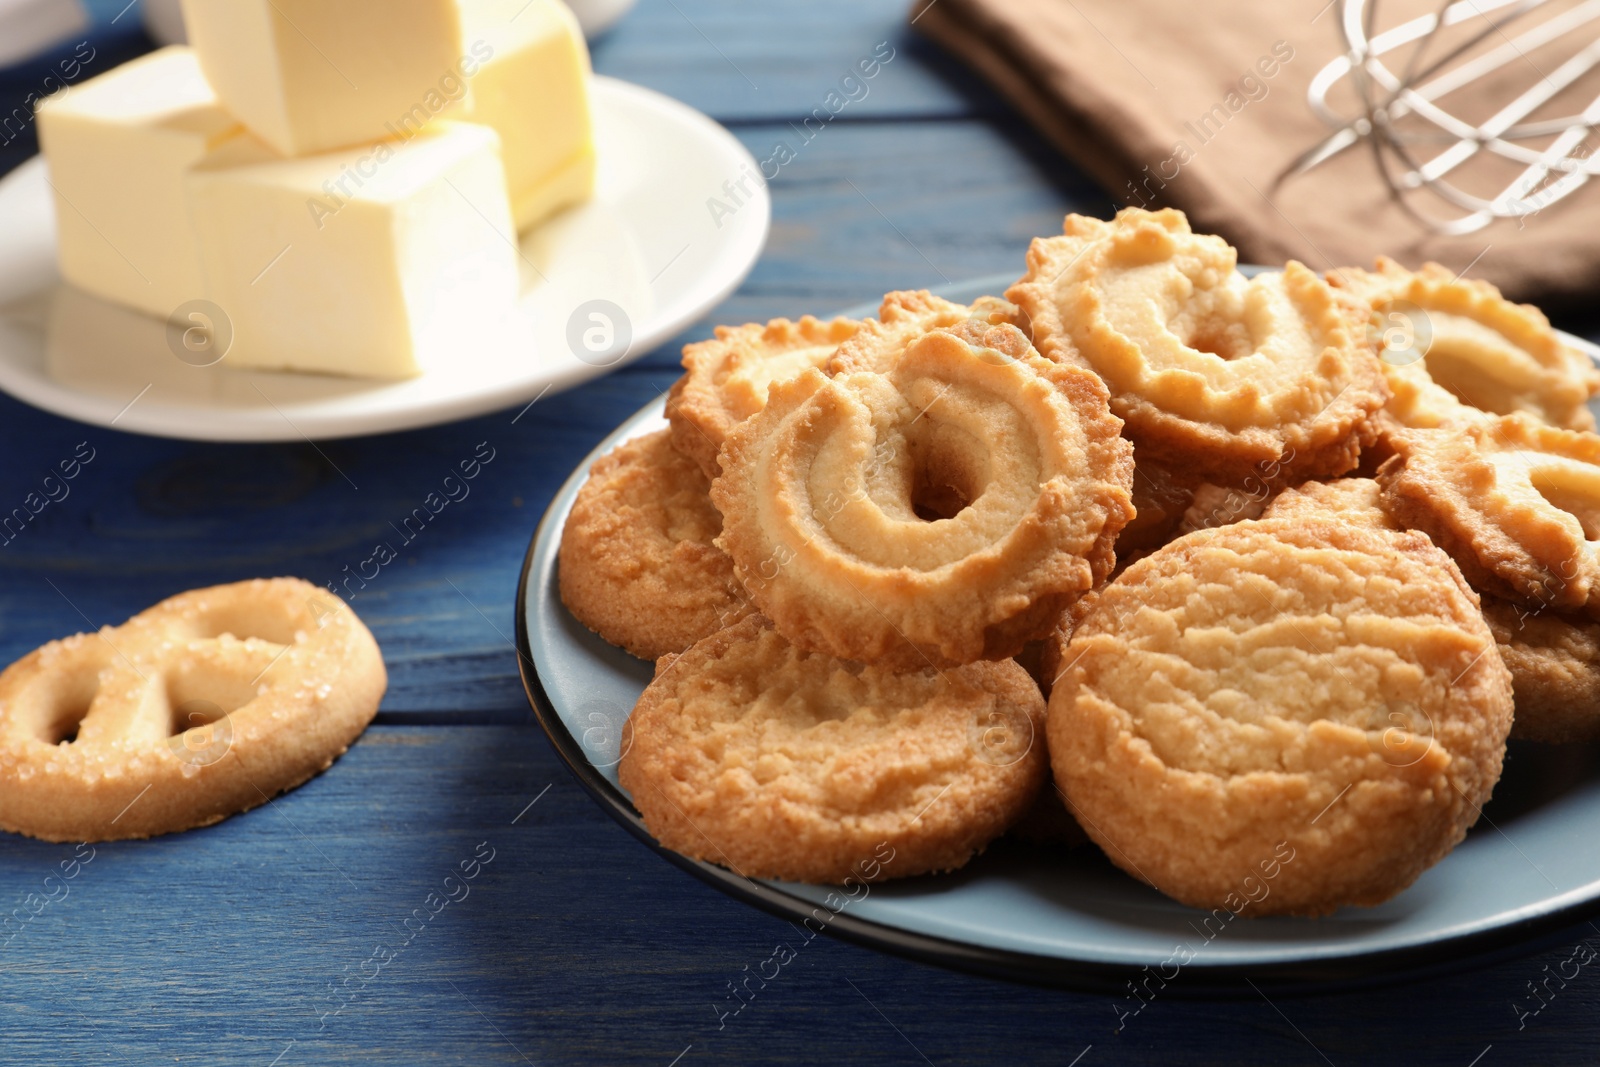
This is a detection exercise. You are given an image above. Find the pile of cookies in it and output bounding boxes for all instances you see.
[558,206,1600,916]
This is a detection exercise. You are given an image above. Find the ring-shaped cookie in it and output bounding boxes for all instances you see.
[713,321,1134,667]
[1330,257,1598,433]
[1008,208,1387,484]
[1378,415,1600,620]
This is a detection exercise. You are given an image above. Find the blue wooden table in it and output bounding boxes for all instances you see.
[3,3,1600,1064]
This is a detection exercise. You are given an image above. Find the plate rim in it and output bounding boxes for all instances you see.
[0,75,770,443]
[513,271,1600,992]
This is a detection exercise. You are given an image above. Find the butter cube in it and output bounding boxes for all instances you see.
[457,0,595,230]
[187,123,520,379]
[36,46,242,318]
[179,0,467,156]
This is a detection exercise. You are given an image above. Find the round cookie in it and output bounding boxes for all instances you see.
[1049,518,1512,916]
[0,578,386,842]
[559,428,754,660]
[1008,208,1388,485]
[1329,257,1598,433]
[713,319,1133,668]
[618,616,1048,883]
[667,315,864,480]
[1377,414,1600,620]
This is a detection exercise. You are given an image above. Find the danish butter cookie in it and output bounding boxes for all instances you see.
[1481,598,1600,744]
[618,616,1047,883]
[1009,208,1388,484]
[560,429,753,660]
[1261,477,1395,531]
[0,578,385,841]
[1049,518,1512,915]
[1378,415,1600,620]
[713,321,1133,667]
[1330,257,1598,433]
[667,315,864,479]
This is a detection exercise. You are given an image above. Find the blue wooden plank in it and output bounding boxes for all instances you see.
[0,724,1592,1066]
[589,0,1007,123]
[631,116,1112,369]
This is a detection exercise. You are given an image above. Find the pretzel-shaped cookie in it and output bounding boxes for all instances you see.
[0,578,385,842]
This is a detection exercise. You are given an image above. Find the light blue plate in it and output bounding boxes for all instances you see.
[515,273,1600,989]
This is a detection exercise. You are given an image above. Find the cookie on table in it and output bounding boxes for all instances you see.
[559,428,753,661]
[1049,518,1512,916]
[0,578,385,842]
[618,616,1047,883]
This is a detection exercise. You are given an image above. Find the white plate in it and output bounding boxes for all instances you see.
[0,76,768,441]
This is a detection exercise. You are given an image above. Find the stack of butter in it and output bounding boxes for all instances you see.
[36,0,594,379]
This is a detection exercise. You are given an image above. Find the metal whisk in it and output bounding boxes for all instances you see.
[1278,0,1600,234]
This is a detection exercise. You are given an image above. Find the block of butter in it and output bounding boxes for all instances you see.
[187,122,520,379]
[457,0,595,231]
[35,46,242,318]
[178,0,467,157]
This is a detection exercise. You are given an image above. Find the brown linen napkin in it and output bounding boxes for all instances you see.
[914,0,1600,305]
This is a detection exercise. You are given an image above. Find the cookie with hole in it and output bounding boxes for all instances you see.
[1377,415,1600,621]
[711,318,1133,668]
[0,577,385,842]
[1328,257,1599,436]
[1008,207,1389,486]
